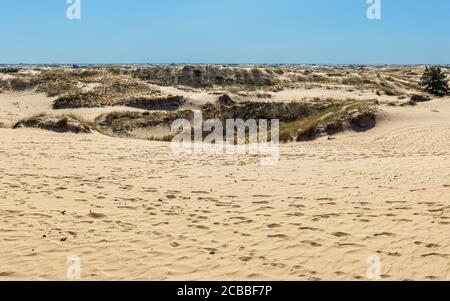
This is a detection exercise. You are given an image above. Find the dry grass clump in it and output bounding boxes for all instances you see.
[133,65,279,89]
[202,99,331,122]
[0,79,9,90]
[38,69,101,96]
[95,110,194,135]
[104,66,134,76]
[280,99,376,142]
[269,66,424,97]
[122,95,184,111]
[39,80,82,97]
[374,79,403,96]
[385,74,420,91]
[53,80,154,109]
[264,67,285,76]
[53,91,98,109]
[294,74,337,85]
[95,98,375,142]
[64,113,98,131]
[338,72,414,96]
[0,68,102,96]
[341,75,376,86]
[6,77,39,91]
[13,113,94,133]
[37,69,101,83]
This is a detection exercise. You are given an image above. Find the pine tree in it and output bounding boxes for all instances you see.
[420,66,449,96]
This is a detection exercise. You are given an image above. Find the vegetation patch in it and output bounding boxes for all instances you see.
[6,77,39,91]
[95,99,376,142]
[280,100,376,142]
[38,80,82,97]
[133,65,279,89]
[53,81,155,109]
[420,66,449,96]
[0,68,20,74]
[121,95,184,111]
[13,114,94,133]
[202,99,330,122]
[95,110,194,137]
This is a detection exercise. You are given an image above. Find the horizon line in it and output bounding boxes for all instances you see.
[2,62,450,67]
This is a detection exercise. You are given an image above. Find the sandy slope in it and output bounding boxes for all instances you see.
[0,92,53,126]
[0,92,146,126]
[0,99,449,280]
[0,84,400,128]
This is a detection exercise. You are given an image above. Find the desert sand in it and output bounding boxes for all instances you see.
[0,66,449,280]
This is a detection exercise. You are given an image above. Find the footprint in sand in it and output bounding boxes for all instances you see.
[240,256,253,262]
[414,241,440,249]
[267,234,289,239]
[301,240,322,247]
[410,188,427,192]
[298,226,319,231]
[192,225,209,230]
[332,232,351,238]
[421,253,449,258]
[316,197,334,201]
[336,242,364,247]
[0,272,16,277]
[88,212,107,219]
[203,248,218,255]
[152,222,169,226]
[373,232,395,237]
[266,223,282,229]
[170,242,181,248]
[252,201,270,205]
[378,250,401,257]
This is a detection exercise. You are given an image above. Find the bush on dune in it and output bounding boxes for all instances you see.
[420,66,449,96]
[13,113,94,133]
[9,77,38,91]
[96,99,376,143]
[0,68,20,74]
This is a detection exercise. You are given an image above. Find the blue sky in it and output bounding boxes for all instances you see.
[1,0,449,64]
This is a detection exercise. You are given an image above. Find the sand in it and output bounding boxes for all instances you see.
[0,91,146,126]
[0,97,449,280]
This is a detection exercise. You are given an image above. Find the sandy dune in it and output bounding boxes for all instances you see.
[0,98,449,280]
[0,91,148,127]
[0,92,54,126]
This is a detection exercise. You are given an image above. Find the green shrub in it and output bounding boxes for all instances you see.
[420,66,449,96]
[0,68,19,74]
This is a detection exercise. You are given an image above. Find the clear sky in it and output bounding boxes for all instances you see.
[1,0,449,64]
